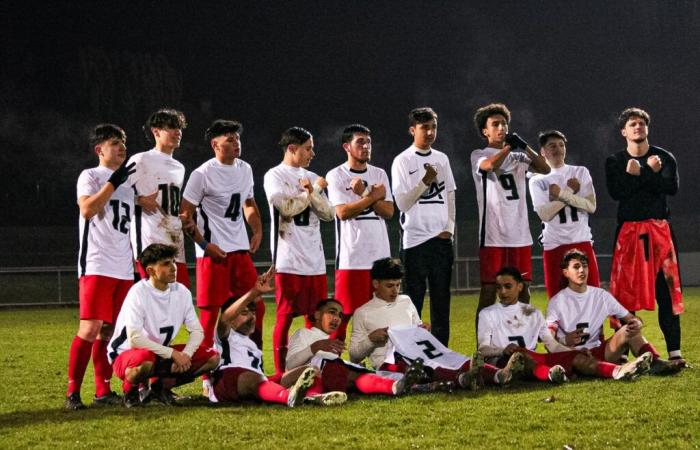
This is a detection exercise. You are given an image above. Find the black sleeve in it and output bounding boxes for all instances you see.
[605,153,643,201]
[638,150,679,196]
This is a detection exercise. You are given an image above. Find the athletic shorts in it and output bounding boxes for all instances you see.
[112,343,218,380]
[136,261,191,288]
[275,273,327,317]
[543,241,600,299]
[334,269,373,315]
[79,275,133,323]
[196,251,257,308]
[479,246,532,283]
[212,367,255,402]
[498,349,579,376]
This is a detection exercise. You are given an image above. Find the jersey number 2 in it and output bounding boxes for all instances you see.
[416,340,444,359]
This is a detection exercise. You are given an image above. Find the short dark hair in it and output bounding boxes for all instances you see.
[495,267,524,283]
[315,298,344,312]
[617,107,650,129]
[538,130,567,147]
[279,126,312,151]
[473,103,511,137]
[560,249,589,269]
[89,124,126,147]
[370,258,404,280]
[408,107,438,127]
[341,124,371,145]
[143,108,187,141]
[205,119,243,142]
[138,243,177,268]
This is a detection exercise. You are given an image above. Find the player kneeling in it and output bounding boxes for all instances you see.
[108,244,220,407]
[546,250,682,378]
[209,267,346,407]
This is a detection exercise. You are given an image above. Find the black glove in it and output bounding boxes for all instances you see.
[505,133,529,151]
[108,161,136,189]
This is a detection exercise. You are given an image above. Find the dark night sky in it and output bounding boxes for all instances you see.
[2,1,700,262]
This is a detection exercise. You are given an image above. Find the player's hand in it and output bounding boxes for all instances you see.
[253,266,275,295]
[249,230,262,254]
[548,183,561,201]
[310,339,346,355]
[171,350,192,373]
[436,231,452,239]
[625,318,642,336]
[369,183,386,201]
[422,164,437,185]
[179,213,196,236]
[299,178,313,194]
[647,155,662,173]
[564,329,585,347]
[503,343,520,355]
[314,177,328,190]
[505,132,529,151]
[204,242,226,263]
[350,177,365,196]
[138,191,164,215]
[368,327,389,346]
[566,177,581,194]
[626,159,641,176]
[419,322,432,331]
[108,161,136,189]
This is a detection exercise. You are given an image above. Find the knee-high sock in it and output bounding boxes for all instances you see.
[67,336,93,396]
[637,342,661,360]
[92,339,113,397]
[596,361,617,378]
[272,313,294,374]
[355,373,395,395]
[306,376,324,396]
[532,364,551,382]
[256,380,288,404]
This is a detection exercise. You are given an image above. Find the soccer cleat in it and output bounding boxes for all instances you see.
[614,351,652,380]
[64,392,86,411]
[393,358,427,395]
[669,356,692,369]
[147,380,179,406]
[410,380,456,394]
[123,387,142,408]
[548,365,569,384]
[93,391,122,406]
[303,391,348,406]
[287,367,317,407]
[649,358,683,376]
[458,352,485,390]
[496,352,526,385]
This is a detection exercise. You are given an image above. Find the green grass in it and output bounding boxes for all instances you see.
[1,290,699,449]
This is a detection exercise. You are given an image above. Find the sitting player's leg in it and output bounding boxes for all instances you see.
[112,348,157,407]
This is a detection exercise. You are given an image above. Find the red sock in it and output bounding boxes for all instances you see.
[306,376,324,396]
[250,300,266,349]
[532,364,551,382]
[198,307,219,349]
[355,373,395,395]
[256,380,288,404]
[480,363,500,385]
[596,361,617,378]
[92,339,112,397]
[67,336,93,396]
[638,343,660,360]
[272,313,294,374]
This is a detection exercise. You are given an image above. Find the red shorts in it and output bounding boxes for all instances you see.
[112,343,218,380]
[334,269,373,315]
[136,261,191,288]
[196,251,257,308]
[589,339,608,361]
[520,349,579,376]
[275,273,327,317]
[479,246,532,283]
[212,367,253,402]
[79,275,133,323]
[543,242,600,299]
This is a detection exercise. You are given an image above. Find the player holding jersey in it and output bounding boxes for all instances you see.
[127,108,190,286]
[326,124,393,341]
[605,107,685,362]
[108,244,220,407]
[66,124,137,410]
[180,120,264,353]
[263,127,335,376]
[529,130,600,298]
[391,107,456,346]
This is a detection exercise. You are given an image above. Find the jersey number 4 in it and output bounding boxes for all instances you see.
[498,174,519,200]
[224,193,241,221]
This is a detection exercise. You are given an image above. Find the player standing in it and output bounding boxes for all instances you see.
[326,124,393,341]
[605,108,685,362]
[66,124,136,410]
[263,127,334,377]
[529,130,600,298]
[391,107,455,346]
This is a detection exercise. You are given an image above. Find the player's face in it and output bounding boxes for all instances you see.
[153,127,183,152]
[410,119,437,150]
[148,257,177,287]
[495,275,523,305]
[372,279,401,303]
[621,116,649,144]
[232,306,256,336]
[213,132,241,164]
[482,115,509,147]
[541,137,566,167]
[562,258,589,288]
[290,138,315,168]
[344,133,372,164]
[315,303,343,334]
[96,138,127,168]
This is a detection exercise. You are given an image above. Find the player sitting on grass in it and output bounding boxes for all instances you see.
[285,299,425,396]
[479,267,653,383]
[546,250,682,376]
[209,267,347,407]
[349,257,524,390]
[108,244,220,407]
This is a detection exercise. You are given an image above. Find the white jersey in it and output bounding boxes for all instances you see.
[108,280,199,362]
[529,164,594,250]
[478,302,549,352]
[127,149,186,263]
[326,163,392,269]
[546,286,629,350]
[263,163,326,275]
[386,326,468,370]
[349,294,422,369]
[470,147,532,247]
[182,158,254,255]
[216,330,265,376]
[76,167,135,279]
[391,146,456,249]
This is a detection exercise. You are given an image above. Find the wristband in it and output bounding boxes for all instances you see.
[198,239,209,250]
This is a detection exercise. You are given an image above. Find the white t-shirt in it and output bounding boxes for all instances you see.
[326,163,392,269]
[216,330,265,376]
[108,280,199,362]
[470,147,532,247]
[546,286,629,350]
[349,294,422,369]
[263,163,327,275]
[127,149,186,263]
[386,325,468,370]
[391,146,456,249]
[529,164,594,250]
[286,327,342,370]
[76,166,135,280]
[477,302,550,352]
[182,158,254,255]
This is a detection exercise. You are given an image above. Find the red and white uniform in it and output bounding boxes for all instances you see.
[286,327,336,370]
[478,302,551,352]
[215,330,265,376]
[385,325,469,370]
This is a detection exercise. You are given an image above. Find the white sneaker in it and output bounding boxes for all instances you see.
[287,367,317,407]
[304,391,348,406]
[548,365,569,384]
[496,352,525,385]
[614,351,652,380]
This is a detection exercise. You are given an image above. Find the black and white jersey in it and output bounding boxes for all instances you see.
[216,330,265,376]
[386,325,468,370]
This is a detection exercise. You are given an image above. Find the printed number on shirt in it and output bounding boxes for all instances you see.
[507,336,526,348]
[498,174,519,200]
[575,322,590,346]
[109,200,131,234]
[557,206,579,224]
[416,340,444,359]
[158,184,181,216]
[247,350,263,371]
[293,206,311,226]
[224,193,241,222]
[159,326,174,346]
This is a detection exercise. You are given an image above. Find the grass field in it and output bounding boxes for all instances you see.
[1,290,698,449]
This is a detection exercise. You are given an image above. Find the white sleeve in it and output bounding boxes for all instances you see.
[349,310,375,363]
[477,310,503,357]
[309,185,335,221]
[394,180,429,212]
[557,188,597,214]
[444,157,457,192]
[325,170,346,206]
[264,171,311,217]
[286,329,316,369]
[76,170,99,201]
[126,154,147,196]
[245,165,255,200]
[530,176,567,221]
[127,327,174,358]
[182,297,204,356]
[471,150,487,175]
[445,190,456,235]
[182,170,205,206]
[380,169,393,201]
[537,311,571,353]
